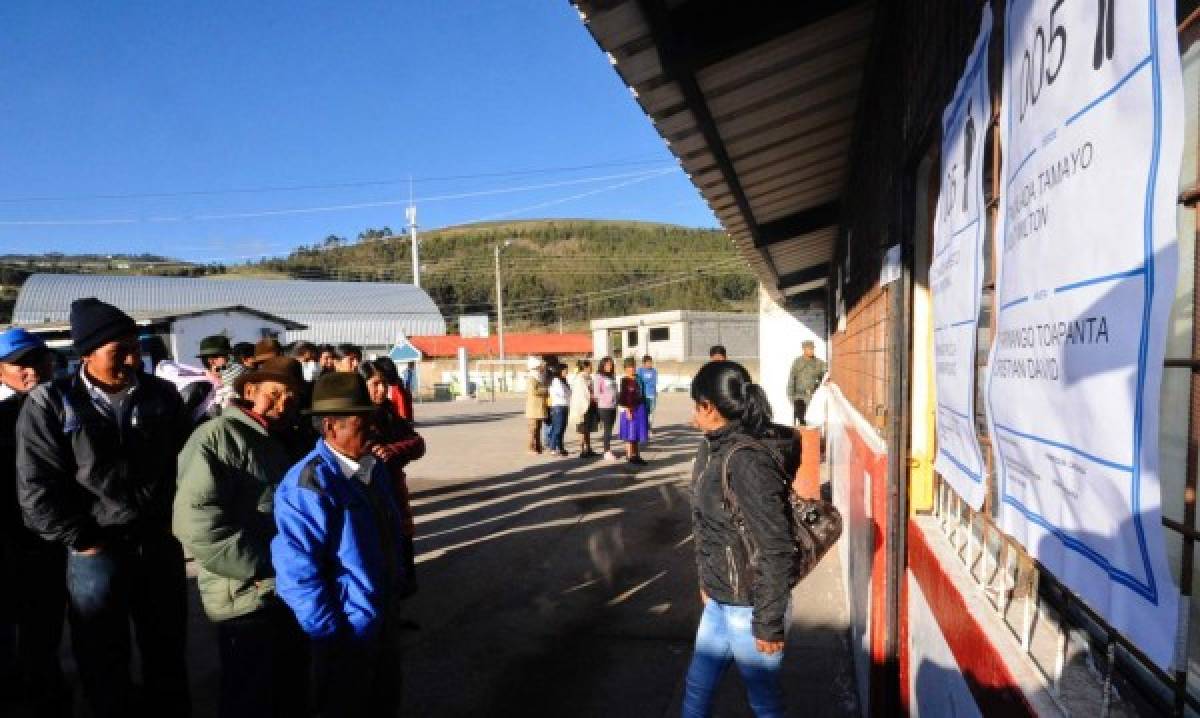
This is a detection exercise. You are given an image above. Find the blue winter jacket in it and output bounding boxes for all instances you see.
[271,439,410,641]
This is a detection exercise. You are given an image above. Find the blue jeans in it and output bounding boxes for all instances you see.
[682,600,786,718]
[66,534,190,718]
[548,406,568,451]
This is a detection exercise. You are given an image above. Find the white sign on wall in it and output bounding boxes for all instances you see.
[988,0,1182,669]
[932,5,992,511]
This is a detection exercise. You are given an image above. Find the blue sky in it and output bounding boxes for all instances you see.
[0,1,716,263]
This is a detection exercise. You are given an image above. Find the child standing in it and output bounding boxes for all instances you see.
[637,355,659,435]
[618,357,649,466]
[594,357,619,460]
[548,363,572,457]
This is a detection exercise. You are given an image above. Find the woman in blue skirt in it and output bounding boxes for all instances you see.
[617,356,649,466]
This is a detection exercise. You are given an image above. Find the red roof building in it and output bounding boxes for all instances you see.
[408,333,592,359]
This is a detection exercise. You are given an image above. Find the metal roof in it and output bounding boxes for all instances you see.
[12,274,446,346]
[15,305,308,333]
[574,0,876,302]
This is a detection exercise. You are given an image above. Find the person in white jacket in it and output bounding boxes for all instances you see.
[568,360,598,459]
[546,363,571,456]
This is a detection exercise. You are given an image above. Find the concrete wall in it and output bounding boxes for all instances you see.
[906,573,981,718]
[758,287,826,424]
[169,311,291,364]
[686,317,757,361]
[826,384,888,715]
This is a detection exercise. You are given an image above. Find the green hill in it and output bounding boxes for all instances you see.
[236,220,757,330]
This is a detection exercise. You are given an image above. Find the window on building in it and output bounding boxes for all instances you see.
[627,330,639,346]
[648,327,670,342]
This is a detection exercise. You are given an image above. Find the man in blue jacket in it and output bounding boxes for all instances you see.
[271,371,411,717]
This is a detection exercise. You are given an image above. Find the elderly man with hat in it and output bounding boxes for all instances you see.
[787,339,827,427]
[16,298,193,718]
[0,328,67,716]
[272,371,412,718]
[173,356,309,718]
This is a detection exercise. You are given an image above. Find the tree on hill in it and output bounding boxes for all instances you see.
[236,220,757,327]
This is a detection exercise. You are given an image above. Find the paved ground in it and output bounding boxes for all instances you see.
[397,394,858,717]
[5,394,858,717]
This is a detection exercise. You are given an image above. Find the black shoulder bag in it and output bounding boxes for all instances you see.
[720,439,843,586]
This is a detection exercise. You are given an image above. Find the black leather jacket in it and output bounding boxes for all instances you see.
[16,371,191,550]
[691,421,798,641]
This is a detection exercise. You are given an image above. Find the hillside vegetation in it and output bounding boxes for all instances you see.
[0,221,758,330]
[234,220,758,329]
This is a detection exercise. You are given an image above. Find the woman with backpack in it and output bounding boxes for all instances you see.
[684,360,798,718]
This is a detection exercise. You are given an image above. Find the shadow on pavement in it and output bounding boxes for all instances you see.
[400,416,859,717]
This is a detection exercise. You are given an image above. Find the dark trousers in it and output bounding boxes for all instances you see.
[65,533,190,718]
[217,602,309,718]
[597,408,617,451]
[312,629,402,718]
[793,398,808,426]
[5,538,68,717]
[548,406,568,451]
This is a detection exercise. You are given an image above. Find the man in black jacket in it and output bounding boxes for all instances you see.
[0,328,66,717]
[16,298,193,718]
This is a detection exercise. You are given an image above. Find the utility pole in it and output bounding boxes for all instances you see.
[406,178,420,287]
[494,240,511,390]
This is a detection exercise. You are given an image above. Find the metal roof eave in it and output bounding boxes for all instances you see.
[575,0,876,303]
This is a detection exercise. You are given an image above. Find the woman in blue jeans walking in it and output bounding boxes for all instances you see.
[684,361,798,717]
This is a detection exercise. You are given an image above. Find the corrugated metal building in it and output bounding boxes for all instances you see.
[12,274,446,352]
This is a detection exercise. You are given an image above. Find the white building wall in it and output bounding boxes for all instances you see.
[592,329,611,359]
[170,312,290,365]
[759,286,826,423]
[640,320,686,361]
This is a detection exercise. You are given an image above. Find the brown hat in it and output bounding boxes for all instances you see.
[253,338,283,362]
[304,371,376,416]
[234,356,303,397]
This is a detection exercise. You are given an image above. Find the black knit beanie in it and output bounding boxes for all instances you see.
[69,298,137,355]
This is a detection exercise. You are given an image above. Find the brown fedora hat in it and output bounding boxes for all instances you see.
[304,371,376,416]
[234,356,303,397]
[253,337,283,363]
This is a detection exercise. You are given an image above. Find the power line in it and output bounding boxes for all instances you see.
[0,157,670,203]
[0,167,677,227]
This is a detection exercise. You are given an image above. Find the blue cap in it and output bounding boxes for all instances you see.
[0,327,48,363]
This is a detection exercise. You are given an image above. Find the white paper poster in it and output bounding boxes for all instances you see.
[989,0,1182,669]
[932,5,992,511]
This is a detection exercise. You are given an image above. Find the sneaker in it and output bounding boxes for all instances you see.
[604,450,618,461]
[628,456,648,467]
[557,450,570,457]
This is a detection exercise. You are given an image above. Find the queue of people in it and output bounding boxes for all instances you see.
[0,297,425,718]
[524,353,655,466]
